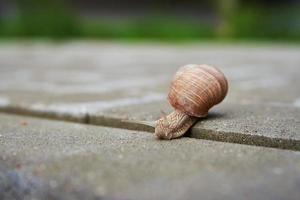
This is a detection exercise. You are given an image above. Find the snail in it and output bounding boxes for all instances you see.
[155,64,228,139]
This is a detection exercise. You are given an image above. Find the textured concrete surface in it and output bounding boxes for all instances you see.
[190,103,300,150]
[1,113,300,200]
[91,101,300,150]
[0,42,300,149]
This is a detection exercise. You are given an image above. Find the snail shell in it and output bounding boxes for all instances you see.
[168,64,228,118]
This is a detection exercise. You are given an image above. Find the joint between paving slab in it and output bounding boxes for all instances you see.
[189,128,300,151]
[0,107,154,132]
[0,107,299,151]
[0,106,85,122]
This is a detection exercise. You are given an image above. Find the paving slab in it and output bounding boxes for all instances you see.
[90,101,300,150]
[1,113,300,200]
[0,42,300,149]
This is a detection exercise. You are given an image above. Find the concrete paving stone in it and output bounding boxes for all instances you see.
[89,99,300,150]
[1,113,300,200]
[0,42,300,147]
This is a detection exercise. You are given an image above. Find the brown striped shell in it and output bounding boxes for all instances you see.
[167,64,228,118]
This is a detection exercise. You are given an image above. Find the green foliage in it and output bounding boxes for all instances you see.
[81,18,214,41]
[0,1,299,41]
[0,0,80,38]
[229,6,300,41]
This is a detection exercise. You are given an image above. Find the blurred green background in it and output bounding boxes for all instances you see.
[0,0,299,41]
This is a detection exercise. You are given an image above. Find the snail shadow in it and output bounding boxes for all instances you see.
[201,111,227,121]
[184,111,227,138]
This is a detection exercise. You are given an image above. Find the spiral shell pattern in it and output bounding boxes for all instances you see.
[167,64,228,117]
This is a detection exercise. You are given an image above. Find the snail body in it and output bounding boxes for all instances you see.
[155,64,228,139]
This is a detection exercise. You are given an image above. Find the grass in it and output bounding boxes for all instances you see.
[0,4,299,42]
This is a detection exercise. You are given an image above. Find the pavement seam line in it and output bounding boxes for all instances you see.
[0,107,299,151]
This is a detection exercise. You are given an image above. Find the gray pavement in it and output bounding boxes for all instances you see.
[1,42,300,199]
[0,42,299,149]
[1,113,300,200]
